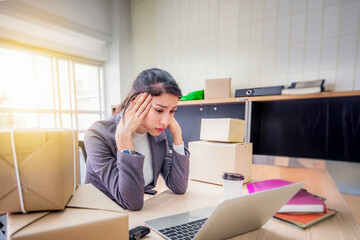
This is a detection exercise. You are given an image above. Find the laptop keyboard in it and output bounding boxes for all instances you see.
[158,218,207,240]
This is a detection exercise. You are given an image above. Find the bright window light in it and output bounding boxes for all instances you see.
[0,46,105,139]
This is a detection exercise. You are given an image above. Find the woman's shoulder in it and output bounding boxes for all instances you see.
[84,115,119,159]
[85,114,118,141]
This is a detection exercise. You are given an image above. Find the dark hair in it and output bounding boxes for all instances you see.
[113,68,182,115]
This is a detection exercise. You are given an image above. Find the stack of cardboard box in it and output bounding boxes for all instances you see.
[189,118,253,185]
[0,129,128,240]
[204,78,232,99]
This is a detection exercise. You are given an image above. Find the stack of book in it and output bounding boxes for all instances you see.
[247,179,336,229]
[282,79,325,95]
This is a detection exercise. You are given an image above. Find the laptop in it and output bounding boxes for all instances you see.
[145,182,304,240]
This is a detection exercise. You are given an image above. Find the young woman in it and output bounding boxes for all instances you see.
[84,68,189,210]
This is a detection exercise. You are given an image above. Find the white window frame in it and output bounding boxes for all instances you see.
[0,42,105,139]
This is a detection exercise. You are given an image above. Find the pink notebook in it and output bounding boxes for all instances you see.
[247,179,326,213]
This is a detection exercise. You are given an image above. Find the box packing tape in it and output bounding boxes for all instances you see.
[0,129,80,213]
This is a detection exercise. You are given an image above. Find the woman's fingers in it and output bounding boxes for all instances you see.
[119,93,151,136]
[139,101,152,119]
[129,92,146,113]
[126,93,143,112]
[135,94,152,117]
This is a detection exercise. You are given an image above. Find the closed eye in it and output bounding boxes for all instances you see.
[154,108,163,113]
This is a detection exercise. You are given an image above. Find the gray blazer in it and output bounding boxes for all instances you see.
[84,113,190,210]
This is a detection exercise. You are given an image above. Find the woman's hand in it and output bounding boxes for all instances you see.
[115,93,152,151]
[167,117,183,145]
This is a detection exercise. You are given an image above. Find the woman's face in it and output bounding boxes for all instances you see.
[137,93,179,136]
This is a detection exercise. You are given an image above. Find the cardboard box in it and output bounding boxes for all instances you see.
[0,129,80,213]
[205,78,231,99]
[189,141,252,185]
[7,184,128,240]
[200,118,245,143]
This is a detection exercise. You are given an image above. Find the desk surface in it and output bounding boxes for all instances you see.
[127,165,360,240]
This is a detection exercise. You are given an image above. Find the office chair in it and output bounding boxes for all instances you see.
[78,140,156,195]
[78,140,87,161]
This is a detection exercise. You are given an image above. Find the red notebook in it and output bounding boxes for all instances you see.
[247,179,326,213]
[274,209,336,229]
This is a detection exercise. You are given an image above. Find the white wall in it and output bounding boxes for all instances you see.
[119,0,135,102]
[131,0,157,79]
[132,0,360,96]
[104,0,134,117]
[17,0,113,37]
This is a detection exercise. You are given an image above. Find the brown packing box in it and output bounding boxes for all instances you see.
[7,184,128,240]
[204,78,231,99]
[200,118,246,143]
[0,129,80,213]
[189,141,252,185]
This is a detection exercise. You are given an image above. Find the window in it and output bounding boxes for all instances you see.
[0,46,105,140]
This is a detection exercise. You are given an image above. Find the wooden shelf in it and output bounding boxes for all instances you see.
[111,91,360,110]
[178,90,360,106]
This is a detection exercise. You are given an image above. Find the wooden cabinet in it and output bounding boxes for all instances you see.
[176,91,360,162]
[165,103,245,147]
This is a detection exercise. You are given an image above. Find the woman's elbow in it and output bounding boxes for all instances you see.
[123,199,144,211]
[113,187,145,211]
[172,184,188,195]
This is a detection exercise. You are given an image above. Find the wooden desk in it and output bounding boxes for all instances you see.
[127,165,360,239]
